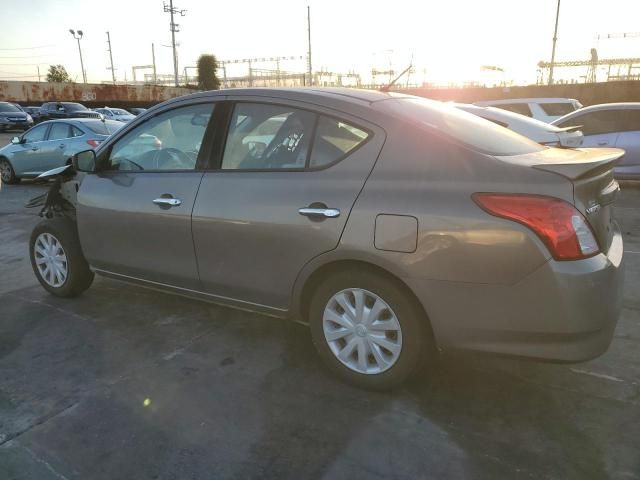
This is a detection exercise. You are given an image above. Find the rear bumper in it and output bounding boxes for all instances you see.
[406,226,624,362]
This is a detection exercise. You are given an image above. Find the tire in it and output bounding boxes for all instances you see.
[0,158,20,185]
[29,217,94,297]
[309,270,430,390]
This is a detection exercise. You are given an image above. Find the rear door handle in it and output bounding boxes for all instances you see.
[31,147,39,151]
[298,207,340,218]
[153,197,182,207]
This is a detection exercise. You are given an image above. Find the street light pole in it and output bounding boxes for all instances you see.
[69,29,87,84]
[548,0,561,85]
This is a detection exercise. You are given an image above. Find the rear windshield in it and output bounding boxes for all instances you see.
[64,103,88,112]
[539,102,577,116]
[379,98,544,156]
[0,102,22,113]
[83,120,124,135]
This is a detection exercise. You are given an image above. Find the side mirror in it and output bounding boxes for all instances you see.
[11,136,21,144]
[72,149,97,173]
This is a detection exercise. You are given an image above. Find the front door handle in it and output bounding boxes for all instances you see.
[31,147,39,151]
[298,207,340,218]
[58,144,65,149]
[153,197,182,207]
[597,141,609,146]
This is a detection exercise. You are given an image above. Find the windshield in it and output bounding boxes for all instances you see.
[0,102,22,113]
[378,97,545,156]
[111,109,131,116]
[84,120,124,135]
[65,103,88,112]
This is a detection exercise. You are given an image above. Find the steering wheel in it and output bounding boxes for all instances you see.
[153,148,194,169]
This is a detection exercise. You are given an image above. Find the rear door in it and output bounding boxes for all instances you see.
[192,99,386,309]
[613,109,640,168]
[77,101,219,289]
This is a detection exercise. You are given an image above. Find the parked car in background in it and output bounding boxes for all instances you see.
[474,98,583,123]
[127,107,147,116]
[455,104,583,147]
[94,107,135,123]
[39,102,102,122]
[552,103,640,179]
[22,106,44,124]
[0,101,34,132]
[26,89,624,389]
[0,118,123,184]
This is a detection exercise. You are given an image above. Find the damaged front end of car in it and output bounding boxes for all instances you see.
[25,165,81,220]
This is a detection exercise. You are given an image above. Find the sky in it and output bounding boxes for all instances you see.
[1,0,640,86]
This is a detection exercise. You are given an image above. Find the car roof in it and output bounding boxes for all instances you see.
[475,98,578,105]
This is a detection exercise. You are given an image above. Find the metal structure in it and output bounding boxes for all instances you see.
[219,56,304,88]
[69,29,87,84]
[163,0,186,87]
[548,0,561,85]
[538,53,640,83]
[106,31,116,84]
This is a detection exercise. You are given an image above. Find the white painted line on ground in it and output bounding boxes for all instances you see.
[570,368,624,383]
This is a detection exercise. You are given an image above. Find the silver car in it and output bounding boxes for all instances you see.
[553,103,640,179]
[28,89,625,389]
[0,118,123,184]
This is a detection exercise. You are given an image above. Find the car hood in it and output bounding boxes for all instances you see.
[0,112,28,119]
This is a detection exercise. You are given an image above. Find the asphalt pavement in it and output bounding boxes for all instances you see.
[0,130,639,479]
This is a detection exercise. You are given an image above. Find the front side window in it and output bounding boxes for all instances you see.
[106,103,214,171]
[222,103,315,170]
[23,124,48,143]
[48,123,71,140]
[560,111,620,136]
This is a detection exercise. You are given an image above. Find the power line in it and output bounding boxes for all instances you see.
[0,45,56,51]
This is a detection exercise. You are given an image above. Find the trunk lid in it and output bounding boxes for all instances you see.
[498,147,624,252]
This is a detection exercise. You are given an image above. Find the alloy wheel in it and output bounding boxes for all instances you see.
[323,288,402,374]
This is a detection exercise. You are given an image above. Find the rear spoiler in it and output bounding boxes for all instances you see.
[551,125,582,133]
[498,147,624,180]
[532,148,624,180]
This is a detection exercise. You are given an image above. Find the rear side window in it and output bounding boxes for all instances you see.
[48,123,71,140]
[222,103,315,170]
[380,98,544,156]
[539,103,576,116]
[495,103,532,117]
[309,117,369,167]
[615,109,640,132]
[71,126,84,137]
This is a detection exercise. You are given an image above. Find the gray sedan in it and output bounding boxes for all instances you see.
[27,89,624,389]
[553,103,640,179]
[0,118,123,184]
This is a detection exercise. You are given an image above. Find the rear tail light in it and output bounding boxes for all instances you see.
[473,193,600,260]
[86,139,102,148]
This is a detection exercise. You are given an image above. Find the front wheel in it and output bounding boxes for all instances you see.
[309,270,429,390]
[0,158,19,184]
[30,218,94,297]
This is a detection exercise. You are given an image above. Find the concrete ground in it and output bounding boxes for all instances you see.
[1,130,639,479]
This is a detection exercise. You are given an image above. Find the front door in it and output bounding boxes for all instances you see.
[77,102,218,289]
[192,100,385,310]
[12,123,51,176]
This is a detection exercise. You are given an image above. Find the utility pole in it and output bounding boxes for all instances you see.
[548,0,561,85]
[106,31,116,84]
[152,43,157,84]
[69,29,87,83]
[37,66,41,82]
[164,0,186,87]
[307,5,312,86]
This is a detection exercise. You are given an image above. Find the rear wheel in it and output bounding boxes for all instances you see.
[0,158,19,184]
[309,270,428,390]
[30,218,94,297]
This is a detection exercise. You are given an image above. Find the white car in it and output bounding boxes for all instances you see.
[94,107,136,123]
[455,104,583,148]
[474,98,583,123]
